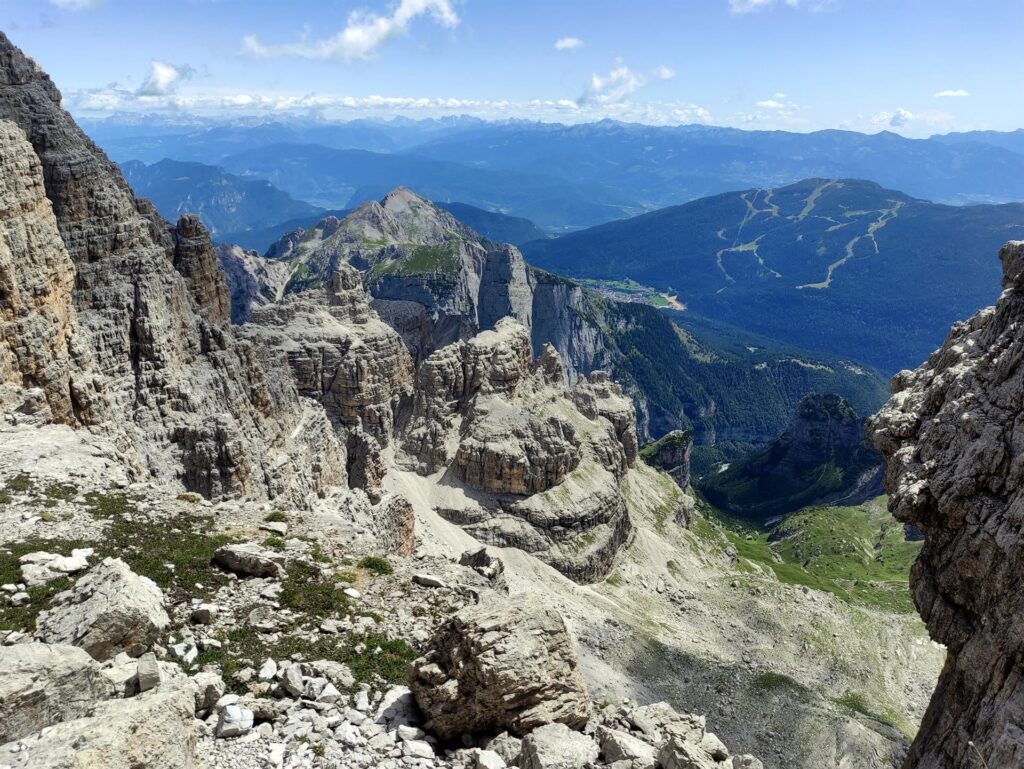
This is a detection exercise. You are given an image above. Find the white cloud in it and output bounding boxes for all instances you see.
[554,37,584,51]
[730,0,836,12]
[579,62,645,105]
[242,0,459,61]
[578,61,677,105]
[729,0,773,12]
[64,83,712,126]
[48,0,102,8]
[934,89,969,98]
[756,99,784,109]
[870,107,952,131]
[137,61,194,96]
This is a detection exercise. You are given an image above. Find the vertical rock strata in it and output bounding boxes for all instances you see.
[401,319,641,582]
[0,32,345,501]
[869,241,1024,768]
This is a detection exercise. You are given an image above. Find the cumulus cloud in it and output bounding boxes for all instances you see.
[554,37,584,51]
[242,0,459,61]
[870,107,952,131]
[137,61,194,96]
[756,99,784,109]
[729,0,773,12]
[578,61,677,105]
[579,62,645,105]
[934,89,969,98]
[730,0,836,12]
[48,0,102,9]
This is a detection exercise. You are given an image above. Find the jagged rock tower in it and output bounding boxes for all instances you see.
[870,241,1024,769]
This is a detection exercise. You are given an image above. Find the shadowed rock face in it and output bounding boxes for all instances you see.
[868,241,1024,769]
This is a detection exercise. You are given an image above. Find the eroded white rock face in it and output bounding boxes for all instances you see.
[2,685,198,769]
[0,643,113,744]
[400,319,656,582]
[36,558,169,661]
[18,548,92,586]
[409,596,591,740]
[519,723,599,769]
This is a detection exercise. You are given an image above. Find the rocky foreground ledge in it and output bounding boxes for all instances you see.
[0,481,760,769]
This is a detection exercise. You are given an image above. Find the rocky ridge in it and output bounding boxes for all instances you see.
[869,240,1024,768]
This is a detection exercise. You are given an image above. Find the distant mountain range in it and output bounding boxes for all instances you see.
[523,178,1024,372]
[91,117,1024,232]
[121,159,324,239]
[216,143,630,229]
[120,158,550,251]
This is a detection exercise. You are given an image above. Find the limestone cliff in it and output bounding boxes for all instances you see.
[0,32,345,502]
[868,240,1024,769]
[398,318,641,582]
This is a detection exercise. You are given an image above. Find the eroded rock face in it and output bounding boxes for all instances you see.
[0,32,345,502]
[243,264,413,490]
[2,685,198,769]
[400,321,637,582]
[868,241,1024,769]
[0,120,95,423]
[408,597,591,740]
[640,429,693,489]
[0,643,113,744]
[36,558,170,661]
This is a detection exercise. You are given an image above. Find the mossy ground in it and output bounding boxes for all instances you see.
[693,496,920,613]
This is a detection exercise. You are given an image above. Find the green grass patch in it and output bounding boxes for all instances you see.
[836,690,909,734]
[279,562,349,618]
[751,671,814,702]
[5,474,34,493]
[357,555,393,576]
[700,496,919,613]
[264,511,288,523]
[262,536,285,552]
[44,483,77,501]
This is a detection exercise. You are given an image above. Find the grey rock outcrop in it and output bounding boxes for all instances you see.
[243,263,413,490]
[400,320,640,582]
[640,429,693,489]
[215,242,290,323]
[213,543,286,578]
[2,685,198,769]
[0,643,113,744]
[0,32,345,502]
[36,557,169,660]
[408,597,591,740]
[519,723,599,769]
[868,240,1024,769]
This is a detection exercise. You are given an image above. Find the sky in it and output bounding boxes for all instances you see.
[0,0,1020,137]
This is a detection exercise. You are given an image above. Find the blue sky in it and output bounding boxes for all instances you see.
[1,0,1020,136]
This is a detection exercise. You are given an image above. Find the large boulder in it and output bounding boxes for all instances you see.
[0,643,113,744]
[0,685,197,768]
[35,558,169,661]
[212,542,286,578]
[409,597,590,740]
[519,723,599,769]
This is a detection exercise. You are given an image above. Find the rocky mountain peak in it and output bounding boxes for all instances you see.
[869,239,1024,768]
